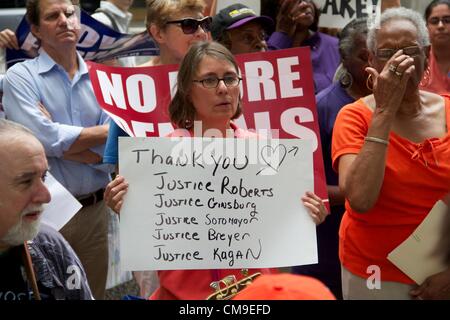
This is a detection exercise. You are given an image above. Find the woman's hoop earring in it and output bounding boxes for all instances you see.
[340,71,353,89]
[366,74,374,91]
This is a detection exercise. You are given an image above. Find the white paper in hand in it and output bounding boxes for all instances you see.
[387,200,449,285]
[41,173,82,230]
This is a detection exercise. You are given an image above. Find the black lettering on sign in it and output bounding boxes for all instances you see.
[212,239,262,267]
[321,0,339,15]
[321,0,379,19]
[207,228,251,247]
[154,245,203,261]
[156,149,189,166]
[192,151,204,168]
[207,197,256,211]
[154,193,204,208]
[155,212,199,226]
[134,149,208,167]
[154,171,214,192]
[205,214,257,227]
[132,149,149,163]
[210,154,249,176]
[153,228,200,241]
[340,0,355,18]
[220,176,274,198]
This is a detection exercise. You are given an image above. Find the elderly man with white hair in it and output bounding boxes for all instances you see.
[0,119,92,300]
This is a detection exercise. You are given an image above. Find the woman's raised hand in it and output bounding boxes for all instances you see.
[366,49,416,114]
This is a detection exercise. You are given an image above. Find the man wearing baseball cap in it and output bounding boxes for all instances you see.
[211,3,294,54]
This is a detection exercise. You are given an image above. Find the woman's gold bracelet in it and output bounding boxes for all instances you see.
[364,136,389,146]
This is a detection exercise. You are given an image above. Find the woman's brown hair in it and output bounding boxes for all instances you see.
[169,41,243,129]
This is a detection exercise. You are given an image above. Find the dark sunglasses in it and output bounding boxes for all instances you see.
[166,16,212,35]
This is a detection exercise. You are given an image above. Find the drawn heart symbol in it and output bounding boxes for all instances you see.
[260,144,287,172]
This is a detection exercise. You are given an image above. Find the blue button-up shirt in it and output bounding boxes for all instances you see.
[2,50,110,196]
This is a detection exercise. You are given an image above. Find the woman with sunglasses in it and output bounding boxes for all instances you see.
[332,7,450,299]
[105,41,329,299]
[142,0,212,66]
[420,0,450,94]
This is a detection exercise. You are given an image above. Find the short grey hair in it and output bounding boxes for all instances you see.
[0,119,35,140]
[367,7,430,53]
[339,18,368,60]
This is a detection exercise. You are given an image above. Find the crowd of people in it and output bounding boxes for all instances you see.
[0,0,449,300]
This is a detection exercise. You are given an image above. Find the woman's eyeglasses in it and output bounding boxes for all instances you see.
[166,16,212,35]
[376,46,422,61]
[428,16,450,26]
[193,76,242,89]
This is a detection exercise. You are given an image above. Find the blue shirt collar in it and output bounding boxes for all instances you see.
[37,50,88,76]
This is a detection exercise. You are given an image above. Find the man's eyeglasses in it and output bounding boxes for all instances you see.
[166,16,212,35]
[428,16,450,26]
[376,46,422,61]
[236,31,267,45]
[193,76,242,89]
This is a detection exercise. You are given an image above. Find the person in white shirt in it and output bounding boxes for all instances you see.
[92,0,135,67]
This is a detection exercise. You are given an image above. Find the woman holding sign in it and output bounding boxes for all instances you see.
[105,41,329,300]
[103,0,212,299]
[332,7,450,299]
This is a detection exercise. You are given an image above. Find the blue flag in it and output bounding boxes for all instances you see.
[6,9,160,69]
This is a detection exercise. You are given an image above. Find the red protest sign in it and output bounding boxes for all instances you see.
[88,47,328,205]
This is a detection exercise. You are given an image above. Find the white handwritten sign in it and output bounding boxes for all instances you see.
[316,0,381,29]
[119,137,317,271]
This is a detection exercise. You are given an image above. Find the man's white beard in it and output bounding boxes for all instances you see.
[1,205,45,246]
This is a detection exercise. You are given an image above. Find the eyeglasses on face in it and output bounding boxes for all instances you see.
[166,16,212,34]
[428,16,450,25]
[237,31,268,45]
[375,46,422,61]
[193,75,242,89]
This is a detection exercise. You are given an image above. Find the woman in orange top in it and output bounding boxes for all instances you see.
[332,7,450,299]
[420,0,450,95]
[106,41,329,299]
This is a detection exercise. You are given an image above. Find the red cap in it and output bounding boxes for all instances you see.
[232,274,336,300]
